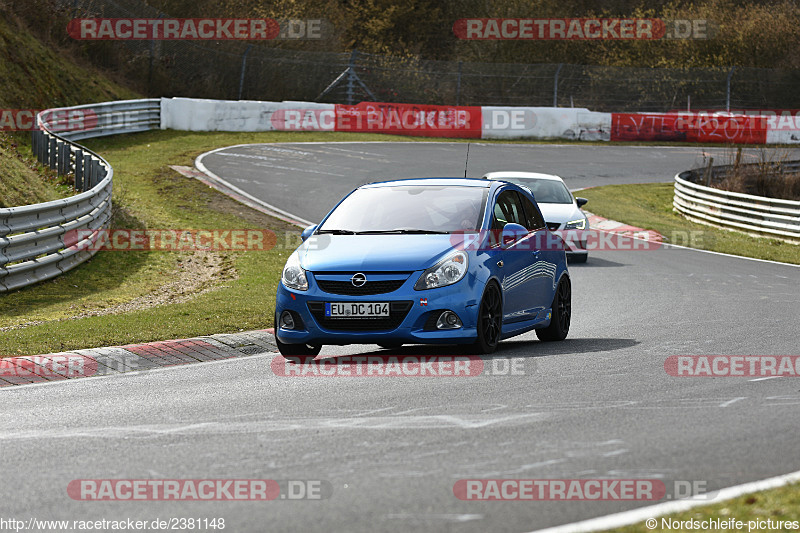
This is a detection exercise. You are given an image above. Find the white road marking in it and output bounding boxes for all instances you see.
[602,449,629,457]
[351,406,396,417]
[195,151,313,226]
[529,469,800,533]
[386,513,483,522]
[719,397,746,407]
[0,413,549,440]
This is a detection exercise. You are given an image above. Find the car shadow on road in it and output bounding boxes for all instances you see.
[494,337,639,357]
[282,338,639,376]
[338,337,639,359]
[568,257,627,268]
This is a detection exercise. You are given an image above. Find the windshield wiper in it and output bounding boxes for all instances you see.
[356,229,451,235]
[317,229,357,235]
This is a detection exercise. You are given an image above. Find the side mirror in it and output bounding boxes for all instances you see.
[501,223,528,247]
[300,224,318,242]
[576,197,588,208]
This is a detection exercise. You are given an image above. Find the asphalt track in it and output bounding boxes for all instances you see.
[196,142,800,223]
[3,142,800,532]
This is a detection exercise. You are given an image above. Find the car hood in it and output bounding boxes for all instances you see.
[298,234,458,272]
[537,203,585,224]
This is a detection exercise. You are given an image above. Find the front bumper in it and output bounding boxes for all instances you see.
[275,273,483,346]
[552,227,589,255]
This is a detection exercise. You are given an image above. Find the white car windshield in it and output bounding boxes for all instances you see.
[503,178,574,204]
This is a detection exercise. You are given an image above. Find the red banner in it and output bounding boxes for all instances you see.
[334,102,482,138]
[610,112,767,144]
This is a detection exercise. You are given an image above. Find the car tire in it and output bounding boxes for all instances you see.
[276,340,322,357]
[275,313,322,357]
[470,281,503,354]
[568,253,588,264]
[536,276,571,342]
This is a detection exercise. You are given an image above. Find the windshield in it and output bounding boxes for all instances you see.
[319,185,487,233]
[503,178,574,204]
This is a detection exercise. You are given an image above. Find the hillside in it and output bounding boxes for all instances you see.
[0,135,72,208]
[0,11,138,207]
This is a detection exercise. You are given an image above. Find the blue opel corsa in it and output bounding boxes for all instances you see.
[274,178,571,355]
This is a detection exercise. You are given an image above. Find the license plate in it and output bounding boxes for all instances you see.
[325,302,390,318]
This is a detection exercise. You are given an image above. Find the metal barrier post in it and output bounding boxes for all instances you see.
[83,154,93,191]
[74,149,84,191]
[38,132,46,163]
[57,142,67,175]
[49,137,57,170]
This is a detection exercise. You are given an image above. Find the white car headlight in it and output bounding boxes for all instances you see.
[564,218,586,230]
[414,251,468,290]
[281,252,308,291]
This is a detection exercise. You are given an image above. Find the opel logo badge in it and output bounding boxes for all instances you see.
[351,273,367,287]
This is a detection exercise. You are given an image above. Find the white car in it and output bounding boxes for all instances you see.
[482,172,589,263]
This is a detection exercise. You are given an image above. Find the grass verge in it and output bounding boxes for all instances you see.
[579,183,800,265]
[607,481,800,532]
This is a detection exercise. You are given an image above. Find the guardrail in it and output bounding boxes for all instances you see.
[673,162,800,243]
[0,99,161,292]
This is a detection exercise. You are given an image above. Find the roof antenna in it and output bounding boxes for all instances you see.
[464,143,471,178]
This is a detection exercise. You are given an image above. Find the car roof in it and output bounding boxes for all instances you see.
[360,177,493,188]
[482,171,565,183]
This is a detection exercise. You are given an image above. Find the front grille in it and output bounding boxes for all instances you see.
[316,279,405,296]
[546,222,561,231]
[307,301,413,331]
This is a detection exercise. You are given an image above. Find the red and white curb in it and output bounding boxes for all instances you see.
[585,211,663,243]
[0,330,277,387]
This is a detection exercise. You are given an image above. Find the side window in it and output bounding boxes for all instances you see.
[492,191,527,230]
[520,195,546,230]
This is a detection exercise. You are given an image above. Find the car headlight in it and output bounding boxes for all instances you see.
[564,218,586,230]
[281,252,308,291]
[414,251,468,290]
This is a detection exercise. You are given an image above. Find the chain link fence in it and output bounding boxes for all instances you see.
[70,0,800,111]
